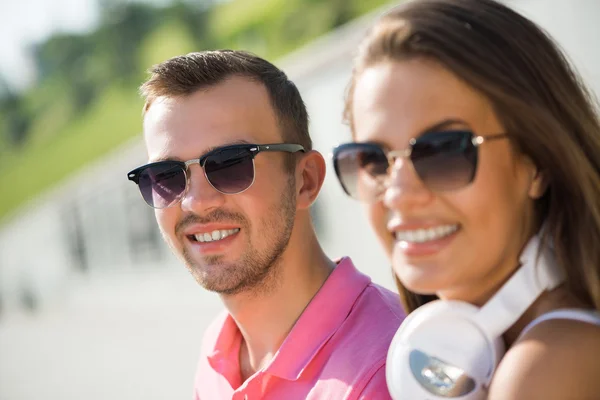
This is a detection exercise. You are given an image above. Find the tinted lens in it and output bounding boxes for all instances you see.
[204,147,255,194]
[334,144,389,201]
[137,162,187,208]
[411,131,477,191]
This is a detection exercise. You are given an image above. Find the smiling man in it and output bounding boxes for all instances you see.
[126,50,404,399]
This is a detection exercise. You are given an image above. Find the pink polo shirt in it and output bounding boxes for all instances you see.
[193,257,405,399]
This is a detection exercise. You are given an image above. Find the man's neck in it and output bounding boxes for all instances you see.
[221,227,335,382]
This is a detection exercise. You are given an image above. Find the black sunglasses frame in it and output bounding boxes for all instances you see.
[127,143,305,208]
[332,130,508,201]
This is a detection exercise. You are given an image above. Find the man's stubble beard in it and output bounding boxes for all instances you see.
[175,176,297,296]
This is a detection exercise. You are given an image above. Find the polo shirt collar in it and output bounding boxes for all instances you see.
[205,257,371,383]
[265,257,370,380]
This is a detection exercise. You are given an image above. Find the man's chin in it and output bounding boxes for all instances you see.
[200,279,247,296]
[186,265,245,295]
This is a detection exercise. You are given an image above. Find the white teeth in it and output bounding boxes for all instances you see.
[195,228,240,243]
[395,225,458,243]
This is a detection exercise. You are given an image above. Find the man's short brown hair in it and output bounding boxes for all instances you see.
[140,50,312,152]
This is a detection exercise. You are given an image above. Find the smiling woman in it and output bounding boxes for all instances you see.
[333,0,600,399]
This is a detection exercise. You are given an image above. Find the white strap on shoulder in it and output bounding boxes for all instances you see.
[518,308,600,340]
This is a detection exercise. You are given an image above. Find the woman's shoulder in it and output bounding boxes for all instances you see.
[488,312,600,399]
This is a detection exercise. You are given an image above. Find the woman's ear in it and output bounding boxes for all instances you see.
[528,167,549,199]
[295,150,327,210]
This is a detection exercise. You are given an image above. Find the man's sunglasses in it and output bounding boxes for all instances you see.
[127,143,305,208]
[332,130,509,202]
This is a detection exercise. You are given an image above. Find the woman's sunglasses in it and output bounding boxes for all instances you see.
[332,130,508,202]
[127,143,305,208]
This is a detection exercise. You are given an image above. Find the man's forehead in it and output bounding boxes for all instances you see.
[142,78,282,160]
[143,113,277,162]
[144,104,270,144]
[145,82,274,126]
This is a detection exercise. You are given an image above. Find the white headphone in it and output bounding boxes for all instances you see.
[386,233,564,400]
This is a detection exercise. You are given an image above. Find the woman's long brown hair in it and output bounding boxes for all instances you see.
[345,0,600,313]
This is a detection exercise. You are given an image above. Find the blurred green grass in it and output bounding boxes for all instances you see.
[0,0,391,223]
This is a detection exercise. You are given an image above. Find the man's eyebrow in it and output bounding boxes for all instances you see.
[149,139,254,163]
[204,139,253,154]
[150,156,183,163]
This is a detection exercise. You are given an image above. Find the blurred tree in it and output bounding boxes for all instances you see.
[0,90,30,148]
[33,33,97,112]
[169,0,216,50]
[331,0,354,28]
[96,2,160,83]
[0,74,9,100]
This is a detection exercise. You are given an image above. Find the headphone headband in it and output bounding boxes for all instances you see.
[474,234,564,338]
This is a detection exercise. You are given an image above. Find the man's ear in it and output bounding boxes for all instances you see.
[295,150,327,210]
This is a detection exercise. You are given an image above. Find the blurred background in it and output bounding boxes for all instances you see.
[0,0,598,399]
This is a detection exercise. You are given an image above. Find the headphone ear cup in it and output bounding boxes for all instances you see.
[386,300,505,400]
